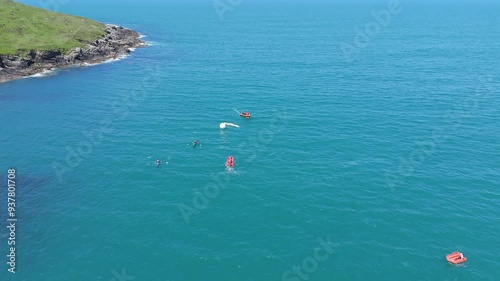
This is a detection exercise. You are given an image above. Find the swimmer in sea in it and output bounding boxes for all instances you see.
[193,140,198,147]
[155,159,161,167]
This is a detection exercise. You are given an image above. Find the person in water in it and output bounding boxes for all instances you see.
[193,140,198,147]
[155,159,161,167]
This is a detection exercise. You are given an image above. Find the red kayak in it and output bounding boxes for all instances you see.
[226,156,235,167]
[446,252,467,264]
[240,111,251,118]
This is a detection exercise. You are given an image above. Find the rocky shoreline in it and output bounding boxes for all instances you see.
[0,24,146,83]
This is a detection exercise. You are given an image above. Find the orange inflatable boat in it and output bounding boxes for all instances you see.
[446,252,467,264]
[240,111,251,118]
[226,156,235,168]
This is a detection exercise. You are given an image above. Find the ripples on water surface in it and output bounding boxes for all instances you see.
[0,1,499,280]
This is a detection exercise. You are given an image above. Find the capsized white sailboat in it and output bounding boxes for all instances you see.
[219,122,240,129]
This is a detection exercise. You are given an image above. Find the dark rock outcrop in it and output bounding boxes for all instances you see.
[0,24,146,83]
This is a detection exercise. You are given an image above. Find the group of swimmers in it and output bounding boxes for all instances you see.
[155,140,199,167]
[154,110,250,168]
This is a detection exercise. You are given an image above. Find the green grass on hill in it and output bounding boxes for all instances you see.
[0,0,106,55]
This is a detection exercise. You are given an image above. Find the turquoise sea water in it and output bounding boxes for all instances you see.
[1,1,499,280]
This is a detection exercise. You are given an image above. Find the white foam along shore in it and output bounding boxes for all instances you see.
[83,53,129,66]
[74,33,149,67]
[28,68,56,78]
[27,52,130,79]
[83,32,149,66]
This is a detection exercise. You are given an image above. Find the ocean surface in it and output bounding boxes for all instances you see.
[1,0,499,280]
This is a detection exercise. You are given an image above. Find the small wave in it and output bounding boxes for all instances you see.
[225,167,236,174]
[142,41,158,46]
[82,54,129,67]
[29,69,56,78]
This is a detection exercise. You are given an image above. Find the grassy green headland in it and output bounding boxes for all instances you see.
[0,0,106,55]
